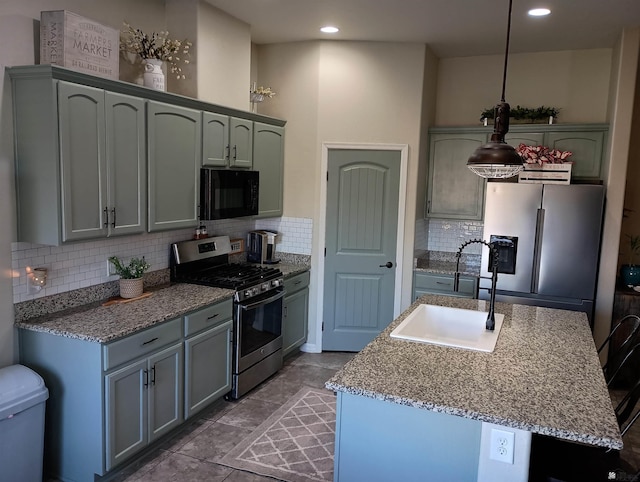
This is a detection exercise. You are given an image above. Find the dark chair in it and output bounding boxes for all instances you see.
[529,342,640,482]
[599,314,640,386]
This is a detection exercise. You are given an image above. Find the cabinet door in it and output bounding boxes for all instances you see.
[253,122,284,218]
[427,133,486,220]
[148,343,183,443]
[202,112,229,167]
[504,132,545,148]
[105,92,146,236]
[58,81,108,241]
[229,117,253,168]
[184,320,232,419]
[413,272,477,300]
[105,359,147,472]
[545,131,605,179]
[283,288,309,356]
[147,101,201,231]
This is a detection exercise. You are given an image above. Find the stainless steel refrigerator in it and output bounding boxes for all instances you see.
[479,182,605,322]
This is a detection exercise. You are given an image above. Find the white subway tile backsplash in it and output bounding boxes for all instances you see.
[12,216,314,303]
[426,219,484,254]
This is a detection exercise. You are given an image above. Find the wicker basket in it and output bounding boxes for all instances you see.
[119,278,144,299]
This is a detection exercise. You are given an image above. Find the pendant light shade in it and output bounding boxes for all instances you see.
[467,0,523,179]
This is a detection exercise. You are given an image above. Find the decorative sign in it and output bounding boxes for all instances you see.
[40,10,119,80]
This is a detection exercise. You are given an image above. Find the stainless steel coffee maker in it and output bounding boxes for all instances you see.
[247,230,280,264]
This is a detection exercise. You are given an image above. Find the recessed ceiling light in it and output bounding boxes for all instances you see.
[528,8,551,16]
[320,26,339,34]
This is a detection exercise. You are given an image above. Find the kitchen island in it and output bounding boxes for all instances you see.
[326,294,621,481]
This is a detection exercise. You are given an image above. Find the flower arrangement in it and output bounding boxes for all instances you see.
[250,82,276,103]
[516,143,573,165]
[120,22,192,79]
[108,256,150,279]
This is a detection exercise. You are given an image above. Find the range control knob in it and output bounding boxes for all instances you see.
[272,279,282,287]
[261,283,270,291]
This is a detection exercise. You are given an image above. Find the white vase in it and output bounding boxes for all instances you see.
[119,278,144,299]
[143,59,166,91]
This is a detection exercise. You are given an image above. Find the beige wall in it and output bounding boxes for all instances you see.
[595,28,640,352]
[257,41,426,349]
[436,49,612,126]
[196,2,251,109]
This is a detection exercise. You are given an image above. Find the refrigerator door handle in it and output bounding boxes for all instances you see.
[532,208,545,293]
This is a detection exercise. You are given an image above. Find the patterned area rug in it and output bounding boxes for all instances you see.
[220,387,335,482]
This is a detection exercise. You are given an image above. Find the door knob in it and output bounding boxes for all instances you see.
[379,262,393,268]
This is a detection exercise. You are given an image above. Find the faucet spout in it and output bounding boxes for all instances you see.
[453,238,500,331]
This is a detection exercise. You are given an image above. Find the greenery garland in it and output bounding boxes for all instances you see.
[480,105,560,122]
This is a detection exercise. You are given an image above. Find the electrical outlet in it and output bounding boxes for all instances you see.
[107,259,117,276]
[489,428,515,464]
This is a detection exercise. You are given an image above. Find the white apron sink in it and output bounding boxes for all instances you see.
[390,304,504,352]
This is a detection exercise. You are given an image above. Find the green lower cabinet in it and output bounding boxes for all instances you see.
[184,319,233,419]
[105,342,183,472]
[283,271,310,356]
[413,272,477,301]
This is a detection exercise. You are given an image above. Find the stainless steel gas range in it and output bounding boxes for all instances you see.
[170,236,284,399]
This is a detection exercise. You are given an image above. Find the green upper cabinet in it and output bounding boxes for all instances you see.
[105,92,147,237]
[426,132,487,220]
[502,124,608,180]
[10,77,146,245]
[545,130,605,179]
[252,122,285,218]
[147,101,201,232]
[425,124,609,221]
[9,65,286,242]
[202,113,253,168]
[58,82,108,241]
[202,112,229,167]
[230,117,253,168]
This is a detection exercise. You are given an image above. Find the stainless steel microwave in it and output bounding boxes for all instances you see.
[200,169,259,220]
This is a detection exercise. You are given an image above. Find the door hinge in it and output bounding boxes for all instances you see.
[324,247,326,257]
[322,322,324,331]
[326,171,329,181]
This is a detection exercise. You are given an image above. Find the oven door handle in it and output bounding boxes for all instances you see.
[239,290,285,310]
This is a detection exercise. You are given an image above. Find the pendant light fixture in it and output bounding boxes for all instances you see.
[467,0,524,179]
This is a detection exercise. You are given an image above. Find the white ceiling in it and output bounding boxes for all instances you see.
[204,0,640,58]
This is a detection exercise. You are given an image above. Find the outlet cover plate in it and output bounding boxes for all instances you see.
[489,428,515,464]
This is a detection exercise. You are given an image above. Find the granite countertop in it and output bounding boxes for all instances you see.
[326,294,622,450]
[278,262,310,277]
[15,284,235,343]
[15,264,310,344]
[414,259,480,277]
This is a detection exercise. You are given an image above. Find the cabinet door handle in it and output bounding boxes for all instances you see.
[436,281,449,285]
[143,369,149,388]
[207,313,219,321]
[233,145,237,160]
[111,208,116,228]
[151,365,156,385]
[294,281,302,285]
[103,207,109,228]
[141,337,159,346]
[284,306,288,318]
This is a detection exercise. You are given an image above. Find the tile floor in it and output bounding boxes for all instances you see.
[104,351,354,482]
[93,350,640,482]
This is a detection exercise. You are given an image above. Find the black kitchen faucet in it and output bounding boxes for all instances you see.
[453,239,501,331]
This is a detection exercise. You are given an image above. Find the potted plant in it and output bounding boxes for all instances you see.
[108,256,150,299]
[620,235,640,287]
[480,105,560,124]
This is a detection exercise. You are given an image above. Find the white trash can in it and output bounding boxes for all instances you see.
[0,364,49,482]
